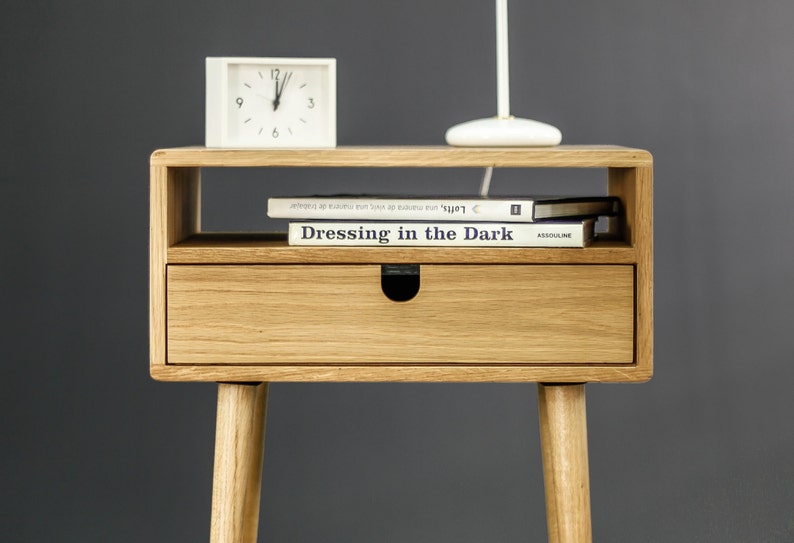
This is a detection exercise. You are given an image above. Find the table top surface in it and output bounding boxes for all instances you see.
[150,145,653,168]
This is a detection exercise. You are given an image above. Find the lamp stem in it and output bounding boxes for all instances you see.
[496,0,510,118]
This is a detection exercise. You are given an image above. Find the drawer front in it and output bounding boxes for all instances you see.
[166,265,634,365]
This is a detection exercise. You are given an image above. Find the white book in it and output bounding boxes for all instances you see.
[288,220,596,248]
[269,195,618,222]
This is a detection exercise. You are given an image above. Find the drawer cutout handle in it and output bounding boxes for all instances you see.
[381,264,420,302]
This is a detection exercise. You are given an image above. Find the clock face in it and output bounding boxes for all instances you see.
[206,57,336,148]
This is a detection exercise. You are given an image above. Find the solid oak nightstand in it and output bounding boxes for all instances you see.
[150,145,653,543]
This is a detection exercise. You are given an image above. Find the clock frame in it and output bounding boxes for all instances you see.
[205,57,336,148]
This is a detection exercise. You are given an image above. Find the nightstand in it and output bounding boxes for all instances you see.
[150,145,652,542]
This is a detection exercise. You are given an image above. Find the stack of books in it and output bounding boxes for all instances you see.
[267,195,620,248]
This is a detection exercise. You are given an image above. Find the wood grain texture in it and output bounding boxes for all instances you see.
[634,166,653,380]
[149,166,167,372]
[608,164,653,380]
[167,167,201,246]
[210,383,268,543]
[149,166,200,377]
[150,364,651,383]
[166,264,635,365]
[149,145,653,383]
[241,383,268,543]
[168,234,637,265]
[151,145,652,168]
[538,384,592,543]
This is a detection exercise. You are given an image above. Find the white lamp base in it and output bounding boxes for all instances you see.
[445,116,562,147]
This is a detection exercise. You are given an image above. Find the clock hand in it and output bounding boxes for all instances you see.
[280,71,292,96]
[273,71,292,111]
[273,79,280,111]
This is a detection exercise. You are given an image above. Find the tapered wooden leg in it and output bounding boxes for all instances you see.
[538,384,592,543]
[210,383,269,543]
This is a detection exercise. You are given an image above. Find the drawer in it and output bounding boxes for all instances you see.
[166,265,635,365]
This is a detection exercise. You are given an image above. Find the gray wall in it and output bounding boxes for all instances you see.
[3,1,793,541]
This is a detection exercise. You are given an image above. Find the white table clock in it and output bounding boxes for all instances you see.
[206,57,336,148]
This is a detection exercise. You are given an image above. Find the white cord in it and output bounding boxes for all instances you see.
[479,166,493,196]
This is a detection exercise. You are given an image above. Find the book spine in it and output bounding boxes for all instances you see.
[288,221,594,248]
[269,197,537,222]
